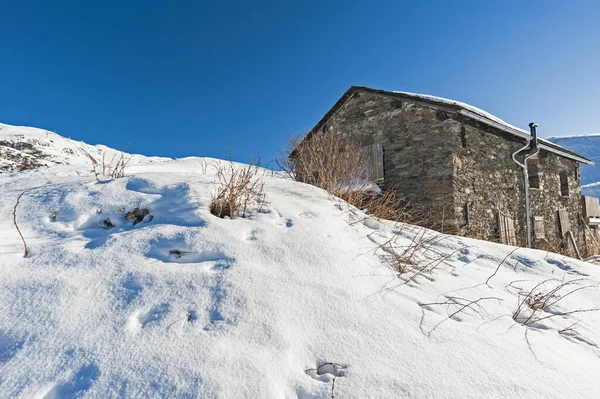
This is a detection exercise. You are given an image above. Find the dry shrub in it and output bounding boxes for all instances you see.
[282,132,373,205]
[282,132,425,226]
[101,149,131,179]
[210,159,265,218]
[379,226,466,284]
[82,143,131,180]
[511,278,599,326]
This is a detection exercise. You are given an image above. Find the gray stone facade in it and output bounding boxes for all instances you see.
[309,87,595,255]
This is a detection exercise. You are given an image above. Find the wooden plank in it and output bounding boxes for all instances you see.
[581,216,600,252]
[507,217,516,246]
[558,209,571,238]
[568,231,582,260]
[533,216,545,240]
[498,211,517,246]
[368,142,384,181]
[583,196,600,218]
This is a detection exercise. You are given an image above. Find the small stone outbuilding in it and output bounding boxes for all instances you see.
[308,86,599,255]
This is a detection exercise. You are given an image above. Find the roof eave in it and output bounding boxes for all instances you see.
[458,109,594,165]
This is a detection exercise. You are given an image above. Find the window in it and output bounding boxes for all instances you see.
[559,171,569,196]
[460,126,467,148]
[528,161,539,189]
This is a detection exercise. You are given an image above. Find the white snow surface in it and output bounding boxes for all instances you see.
[1,128,600,398]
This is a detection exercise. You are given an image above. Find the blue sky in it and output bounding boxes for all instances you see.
[1,1,599,164]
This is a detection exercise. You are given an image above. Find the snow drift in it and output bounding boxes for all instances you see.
[1,124,600,398]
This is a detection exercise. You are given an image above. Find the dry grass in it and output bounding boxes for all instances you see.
[282,132,373,205]
[210,158,265,218]
[511,278,599,327]
[378,226,467,286]
[281,132,427,228]
[82,144,131,180]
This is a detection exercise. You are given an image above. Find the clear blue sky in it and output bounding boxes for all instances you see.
[1,1,599,164]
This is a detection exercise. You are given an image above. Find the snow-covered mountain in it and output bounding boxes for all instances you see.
[1,125,600,398]
[546,134,600,197]
[0,122,167,174]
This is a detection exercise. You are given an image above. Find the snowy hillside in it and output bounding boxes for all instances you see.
[0,122,167,174]
[546,134,600,197]
[1,128,600,398]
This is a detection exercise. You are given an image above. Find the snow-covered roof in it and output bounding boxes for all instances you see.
[311,87,593,165]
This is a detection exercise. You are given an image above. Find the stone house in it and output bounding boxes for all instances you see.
[307,86,599,255]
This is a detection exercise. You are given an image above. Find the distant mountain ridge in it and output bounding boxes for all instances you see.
[0,122,114,173]
[0,122,170,175]
[545,134,600,197]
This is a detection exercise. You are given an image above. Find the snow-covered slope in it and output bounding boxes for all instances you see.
[0,122,167,174]
[1,129,600,398]
[546,134,600,197]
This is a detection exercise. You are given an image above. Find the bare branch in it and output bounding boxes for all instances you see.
[13,190,30,257]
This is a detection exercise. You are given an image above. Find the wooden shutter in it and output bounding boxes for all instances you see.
[583,196,600,218]
[533,216,545,240]
[498,211,517,246]
[368,142,384,181]
[558,209,571,238]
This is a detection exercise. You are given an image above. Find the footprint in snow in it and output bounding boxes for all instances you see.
[270,209,293,228]
[305,362,350,382]
[362,218,380,230]
[0,331,26,365]
[126,303,170,335]
[39,363,101,399]
[298,210,317,219]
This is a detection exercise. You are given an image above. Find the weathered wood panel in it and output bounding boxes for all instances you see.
[534,216,545,240]
[582,196,600,218]
[368,142,384,181]
[558,209,571,238]
[498,211,517,245]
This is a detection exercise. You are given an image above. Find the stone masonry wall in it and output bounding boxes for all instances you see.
[321,90,458,230]
[451,116,585,252]
[316,89,587,253]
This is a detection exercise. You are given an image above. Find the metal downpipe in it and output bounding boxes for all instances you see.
[511,123,540,248]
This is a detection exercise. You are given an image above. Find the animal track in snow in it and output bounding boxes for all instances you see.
[145,235,234,269]
[298,210,317,219]
[40,363,101,399]
[110,273,147,309]
[362,218,381,230]
[126,303,171,335]
[304,362,350,391]
[0,331,26,365]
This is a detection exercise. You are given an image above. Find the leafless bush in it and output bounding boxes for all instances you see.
[419,295,502,336]
[281,132,374,204]
[102,144,131,179]
[378,227,467,286]
[512,278,599,326]
[536,237,574,258]
[210,159,265,218]
[81,144,131,180]
[13,190,30,257]
[421,295,501,320]
[282,132,431,227]
[197,158,216,174]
